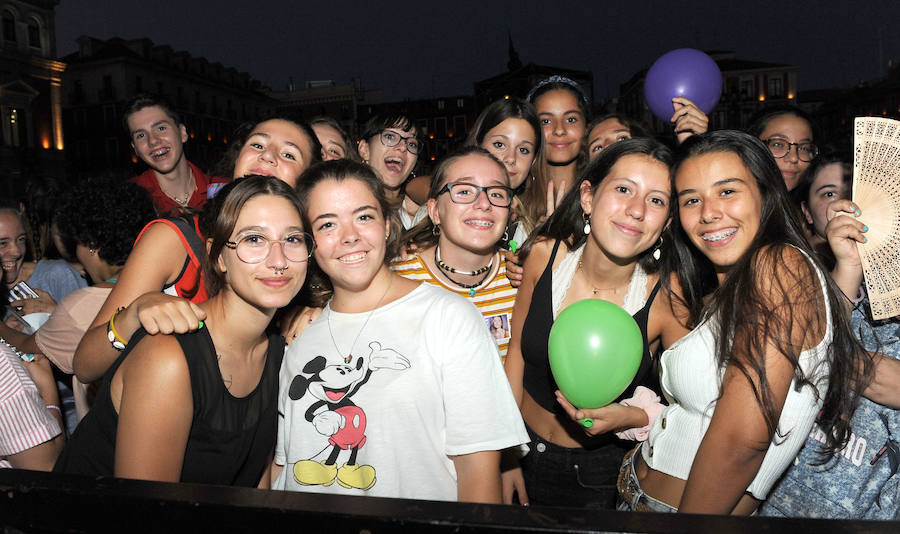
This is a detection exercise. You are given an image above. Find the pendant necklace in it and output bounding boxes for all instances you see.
[434,246,495,297]
[327,275,393,362]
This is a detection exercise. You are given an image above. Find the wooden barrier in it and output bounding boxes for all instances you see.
[1,469,895,533]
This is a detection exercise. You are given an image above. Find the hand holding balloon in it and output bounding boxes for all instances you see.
[644,48,722,123]
[547,299,643,422]
[555,390,649,436]
[671,97,709,144]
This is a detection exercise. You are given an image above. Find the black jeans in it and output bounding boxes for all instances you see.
[519,423,628,509]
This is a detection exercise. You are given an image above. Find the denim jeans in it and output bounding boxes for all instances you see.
[520,423,628,509]
[616,445,678,513]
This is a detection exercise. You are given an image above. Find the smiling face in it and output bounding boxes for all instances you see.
[675,151,764,280]
[313,123,349,161]
[480,118,537,189]
[217,194,308,310]
[233,119,316,186]
[127,105,188,175]
[759,114,813,191]
[588,118,632,161]
[0,211,26,286]
[802,162,849,239]
[428,153,510,256]
[358,126,419,190]
[580,154,671,262]
[307,178,392,293]
[535,89,585,164]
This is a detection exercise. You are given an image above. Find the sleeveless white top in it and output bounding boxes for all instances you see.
[641,248,833,499]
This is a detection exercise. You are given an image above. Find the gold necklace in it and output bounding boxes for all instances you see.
[577,260,630,296]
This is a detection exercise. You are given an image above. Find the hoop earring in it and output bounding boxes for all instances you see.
[432,225,440,237]
[582,213,591,235]
[652,236,663,261]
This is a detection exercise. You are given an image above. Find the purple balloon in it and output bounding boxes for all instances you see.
[644,48,722,121]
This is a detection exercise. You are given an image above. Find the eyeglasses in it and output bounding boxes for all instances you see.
[763,138,819,162]
[379,130,422,155]
[437,182,513,208]
[224,232,315,264]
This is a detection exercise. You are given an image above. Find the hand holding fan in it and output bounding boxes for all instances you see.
[853,117,900,320]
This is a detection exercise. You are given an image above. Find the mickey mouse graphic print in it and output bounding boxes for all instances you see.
[273,283,528,501]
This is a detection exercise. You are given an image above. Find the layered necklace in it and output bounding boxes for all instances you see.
[434,245,495,297]
[327,275,393,362]
[1,335,34,362]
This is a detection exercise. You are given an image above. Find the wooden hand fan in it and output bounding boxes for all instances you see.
[853,117,900,320]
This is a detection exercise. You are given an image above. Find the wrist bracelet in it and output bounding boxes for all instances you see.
[46,404,61,415]
[107,307,128,350]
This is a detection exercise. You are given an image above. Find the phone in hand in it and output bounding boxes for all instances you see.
[8,281,39,302]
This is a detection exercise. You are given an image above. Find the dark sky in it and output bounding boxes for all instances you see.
[55,1,900,103]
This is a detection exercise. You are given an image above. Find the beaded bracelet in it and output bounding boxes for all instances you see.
[107,307,128,350]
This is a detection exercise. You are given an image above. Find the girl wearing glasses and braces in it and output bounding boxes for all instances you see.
[747,105,820,191]
[55,177,310,485]
[393,146,518,362]
[358,112,424,230]
[272,160,526,501]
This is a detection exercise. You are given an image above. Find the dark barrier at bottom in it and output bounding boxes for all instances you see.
[1,469,896,533]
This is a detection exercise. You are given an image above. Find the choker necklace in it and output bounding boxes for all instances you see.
[327,275,393,361]
[434,247,496,297]
[434,245,493,276]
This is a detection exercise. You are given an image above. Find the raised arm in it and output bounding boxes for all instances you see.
[73,222,204,382]
[503,239,551,407]
[113,334,193,482]
[679,247,824,514]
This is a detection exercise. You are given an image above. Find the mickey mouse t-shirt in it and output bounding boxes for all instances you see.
[273,283,528,501]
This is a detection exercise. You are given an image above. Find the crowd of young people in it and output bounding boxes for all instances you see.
[1,78,897,520]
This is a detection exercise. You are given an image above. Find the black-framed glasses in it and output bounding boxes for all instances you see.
[763,138,819,162]
[224,232,315,264]
[437,182,514,208]
[380,130,422,155]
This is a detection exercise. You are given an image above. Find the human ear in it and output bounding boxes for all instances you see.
[358,139,370,163]
[800,201,814,225]
[179,124,188,143]
[579,179,594,215]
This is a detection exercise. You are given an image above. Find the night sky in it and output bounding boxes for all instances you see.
[55,1,900,103]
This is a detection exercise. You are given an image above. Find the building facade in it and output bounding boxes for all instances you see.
[61,36,275,177]
[0,0,65,197]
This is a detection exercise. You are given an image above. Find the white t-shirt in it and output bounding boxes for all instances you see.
[274,283,528,501]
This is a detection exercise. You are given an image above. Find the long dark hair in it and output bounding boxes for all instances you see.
[521,137,674,275]
[664,130,871,456]
[401,146,511,252]
[466,97,544,233]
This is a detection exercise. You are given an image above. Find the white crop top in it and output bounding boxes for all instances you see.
[641,249,833,500]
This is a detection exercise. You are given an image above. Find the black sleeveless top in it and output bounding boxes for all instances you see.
[521,240,660,413]
[54,327,283,487]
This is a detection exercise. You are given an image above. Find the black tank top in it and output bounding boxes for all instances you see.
[521,240,660,413]
[54,327,283,487]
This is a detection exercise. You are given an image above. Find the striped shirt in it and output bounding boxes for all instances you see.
[0,344,61,467]
[390,253,517,362]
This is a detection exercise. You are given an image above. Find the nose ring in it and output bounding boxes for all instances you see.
[273,266,287,275]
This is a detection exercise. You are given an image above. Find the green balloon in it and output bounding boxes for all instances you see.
[548,299,643,409]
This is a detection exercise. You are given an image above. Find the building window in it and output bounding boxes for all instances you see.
[740,80,753,99]
[416,119,428,137]
[437,100,445,110]
[456,98,465,109]
[2,12,15,43]
[7,108,24,147]
[435,117,447,138]
[102,75,114,99]
[768,77,783,98]
[135,76,143,92]
[103,105,116,131]
[27,18,39,48]
[453,115,466,137]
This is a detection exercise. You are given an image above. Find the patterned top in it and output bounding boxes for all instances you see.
[390,253,517,363]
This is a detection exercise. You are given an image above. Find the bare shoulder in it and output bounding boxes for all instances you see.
[118,334,190,387]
